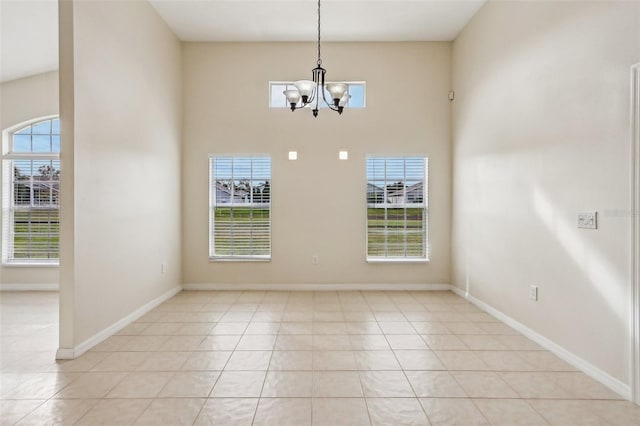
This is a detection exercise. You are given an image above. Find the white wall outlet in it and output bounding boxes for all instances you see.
[577,211,597,229]
[161,263,166,274]
[312,255,319,265]
[529,285,538,301]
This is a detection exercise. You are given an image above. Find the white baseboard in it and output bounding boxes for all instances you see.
[55,347,74,359]
[182,283,452,291]
[450,286,631,400]
[1,283,58,291]
[55,285,182,360]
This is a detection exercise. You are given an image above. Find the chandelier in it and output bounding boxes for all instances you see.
[283,0,350,117]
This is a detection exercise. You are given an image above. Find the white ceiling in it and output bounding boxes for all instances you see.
[0,0,485,83]
[148,0,486,42]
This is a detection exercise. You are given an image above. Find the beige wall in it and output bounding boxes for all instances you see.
[451,1,640,383]
[182,42,451,286]
[59,0,182,347]
[0,71,60,286]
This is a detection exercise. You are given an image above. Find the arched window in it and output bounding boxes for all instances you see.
[2,117,60,264]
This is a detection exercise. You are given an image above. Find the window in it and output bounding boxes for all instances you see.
[269,82,366,109]
[366,156,428,261]
[209,156,271,260]
[2,118,60,264]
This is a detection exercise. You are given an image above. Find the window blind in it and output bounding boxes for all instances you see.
[209,156,271,260]
[366,156,428,260]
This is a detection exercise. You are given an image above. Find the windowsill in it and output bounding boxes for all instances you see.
[209,257,271,263]
[367,257,429,264]
[2,262,60,268]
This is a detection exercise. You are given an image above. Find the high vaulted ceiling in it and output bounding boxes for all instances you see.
[148,0,486,42]
[0,0,486,83]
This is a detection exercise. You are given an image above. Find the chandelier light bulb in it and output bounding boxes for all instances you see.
[293,80,316,102]
[325,83,348,106]
[338,93,351,107]
[283,89,301,109]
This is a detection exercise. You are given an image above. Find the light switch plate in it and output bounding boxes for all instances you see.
[529,285,538,301]
[578,211,597,229]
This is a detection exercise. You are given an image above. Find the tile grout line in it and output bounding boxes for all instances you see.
[355,290,379,426]
[366,290,423,425]
[170,291,239,425]
[250,290,282,426]
[397,290,437,425]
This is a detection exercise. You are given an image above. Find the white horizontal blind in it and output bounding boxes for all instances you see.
[210,156,271,260]
[366,156,428,260]
[2,118,60,264]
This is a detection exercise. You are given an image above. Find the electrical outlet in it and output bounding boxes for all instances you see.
[529,285,538,301]
[578,211,597,229]
[312,255,319,265]
[161,263,166,274]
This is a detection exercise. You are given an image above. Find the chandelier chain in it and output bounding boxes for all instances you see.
[317,0,322,66]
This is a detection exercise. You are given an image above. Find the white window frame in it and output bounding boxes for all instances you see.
[2,116,60,266]
[366,156,429,262]
[269,81,367,109]
[209,155,272,261]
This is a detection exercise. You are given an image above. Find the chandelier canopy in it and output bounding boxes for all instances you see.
[283,0,350,117]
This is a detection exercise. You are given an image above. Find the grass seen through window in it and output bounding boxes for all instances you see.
[367,208,424,257]
[12,210,59,259]
[213,207,270,257]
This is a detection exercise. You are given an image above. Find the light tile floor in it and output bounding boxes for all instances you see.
[1,290,639,425]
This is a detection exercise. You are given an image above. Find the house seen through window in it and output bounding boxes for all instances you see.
[2,117,60,264]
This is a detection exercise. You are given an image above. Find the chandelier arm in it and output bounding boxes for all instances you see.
[319,85,332,108]
[291,102,341,113]
[300,93,318,107]
[287,85,320,110]
[318,83,343,111]
[289,97,316,111]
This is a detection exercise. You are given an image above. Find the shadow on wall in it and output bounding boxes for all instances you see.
[533,186,626,323]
